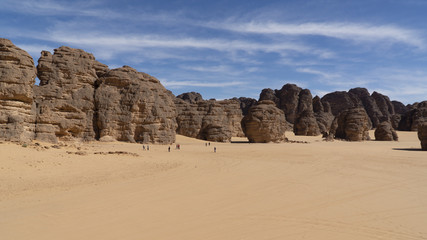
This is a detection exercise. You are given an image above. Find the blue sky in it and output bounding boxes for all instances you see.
[1,0,427,104]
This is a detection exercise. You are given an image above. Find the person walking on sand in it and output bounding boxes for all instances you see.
[143,145,146,151]
[147,145,150,151]
[214,147,216,153]
[168,146,170,152]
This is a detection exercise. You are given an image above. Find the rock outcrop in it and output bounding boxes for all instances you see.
[313,96,334,134]
[241,100,287,143]
[399,101,427,131]
[259,84,320,135]
[0,38,37,142]
[418,122,427,150]
[233,97,257,116]
[175,94,244,142]
[34,46,108,142]
[375,121,398,141]
[321,91,361,116]
[330,107,371,141]
[95,66,177,143]
[176,92,203,104]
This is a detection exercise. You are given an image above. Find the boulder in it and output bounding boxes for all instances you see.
[233,97,257,116]
[330,107,371,141]
[34,46,108,142]
[0,38,37,142]
[398,101,427,131]
[375,121,398,141]
[241,100,287,143]
[418,122,427,150]
[95,66,177,144]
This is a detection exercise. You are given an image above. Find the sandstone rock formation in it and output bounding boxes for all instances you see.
[330,107,371,141]
[321,91,361,116]
[259,84,320,135]
[34,46,108,142]
[418,122,427,150]
[241,100,287,143]
[399,101,427,131]
[0,38,37,142]
[375,121,398,141]
[175,95,244,142]
[95,66,177,143]
[313,96,334,134]
[176,92,203,104]
[233,97,257,116]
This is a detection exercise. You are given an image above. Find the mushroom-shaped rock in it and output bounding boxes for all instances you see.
[330,107,371,141]
[418,122,427,150]
[241,100,287,143]
[375,121,398,141]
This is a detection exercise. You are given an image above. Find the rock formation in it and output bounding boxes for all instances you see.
[241,100,287,143]
[0,38,37,142]
[233,97,257,116]
[176,92,203,104]
[175,94,244,142]
[418,122,427,150]
[95,66,177,143]
[321,91,361,116]
[375,121,398,141]
[34,46,108,142]
[312,96,334,134]
[399,101,427,131]
[259,84,320,135]
[330,107,371,141]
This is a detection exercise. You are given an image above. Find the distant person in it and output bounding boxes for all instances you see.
[147,145,150,151]
[214,147,216,153]
[168,146,170,152]
[208,142,210,146]
[143,145,146,151]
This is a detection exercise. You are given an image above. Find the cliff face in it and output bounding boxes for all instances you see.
[34,47,108,142]
[95,66,177,143]
[0,38,37,142]
[175,94,244,142]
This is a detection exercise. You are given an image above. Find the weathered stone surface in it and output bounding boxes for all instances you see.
[95,66,177,144]
[294,89,320,136]
[0,38,36,142]
[34,46,108,142]
[392,100,408,115]
[330,107,371,141]
[321,91,361,116]
[398,101,427,131]
[241,100,287,143]
[349,88,384,127]
[313,96,334,134]
[418,122,427,150]
[233,97,257,116]
[375,121,398,141]
[175,95,244,142]
[176,92,203,104]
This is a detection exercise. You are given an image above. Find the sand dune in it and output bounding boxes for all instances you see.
[1,131,426,239]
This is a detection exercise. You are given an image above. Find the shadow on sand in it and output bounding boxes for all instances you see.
[392,148,424,152]
[231,140,250,144]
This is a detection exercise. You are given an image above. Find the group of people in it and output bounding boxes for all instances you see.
[164,142,216,153]
[142,145,150,151]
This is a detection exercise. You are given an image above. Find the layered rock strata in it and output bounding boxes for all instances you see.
[375,121,398,141]
[241,100,287,143]
[34,46,108,142]
[0,38,37,142]
[95,66,177,143]
[399,101,427,131]
[330,107,371,141]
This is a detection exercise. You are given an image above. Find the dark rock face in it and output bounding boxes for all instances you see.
[313,96,334,134]
[399,101,427,131]
[392,101,408,115]
[176,92,203,104]
[0,38,37,142]
[330,107,371,141]
[175,96,244,142]
[321,91,361,116]
[233,97,257,116]
[418,122,427,150]
[259,84,320,135]
[375,121,398,141]
[95,66,177,143]
[241,100,287,143]
[34,46,108,142]
[349,88,384,127]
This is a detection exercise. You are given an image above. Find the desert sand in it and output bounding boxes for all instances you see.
[1,131,426,240]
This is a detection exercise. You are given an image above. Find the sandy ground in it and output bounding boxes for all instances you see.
[1,131,426,240]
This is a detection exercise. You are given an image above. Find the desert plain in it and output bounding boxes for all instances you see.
[1,131,426,240]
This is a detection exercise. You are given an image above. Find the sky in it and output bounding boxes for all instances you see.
[1,0,427,104]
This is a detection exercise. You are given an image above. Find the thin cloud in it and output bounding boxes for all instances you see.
[210,21,425,49]
[296,68,341,79]
[162,80,245,88]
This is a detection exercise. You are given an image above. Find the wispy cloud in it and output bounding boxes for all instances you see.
[208,21,425,49]
[162,80,246,88]
[296,67,341,79]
